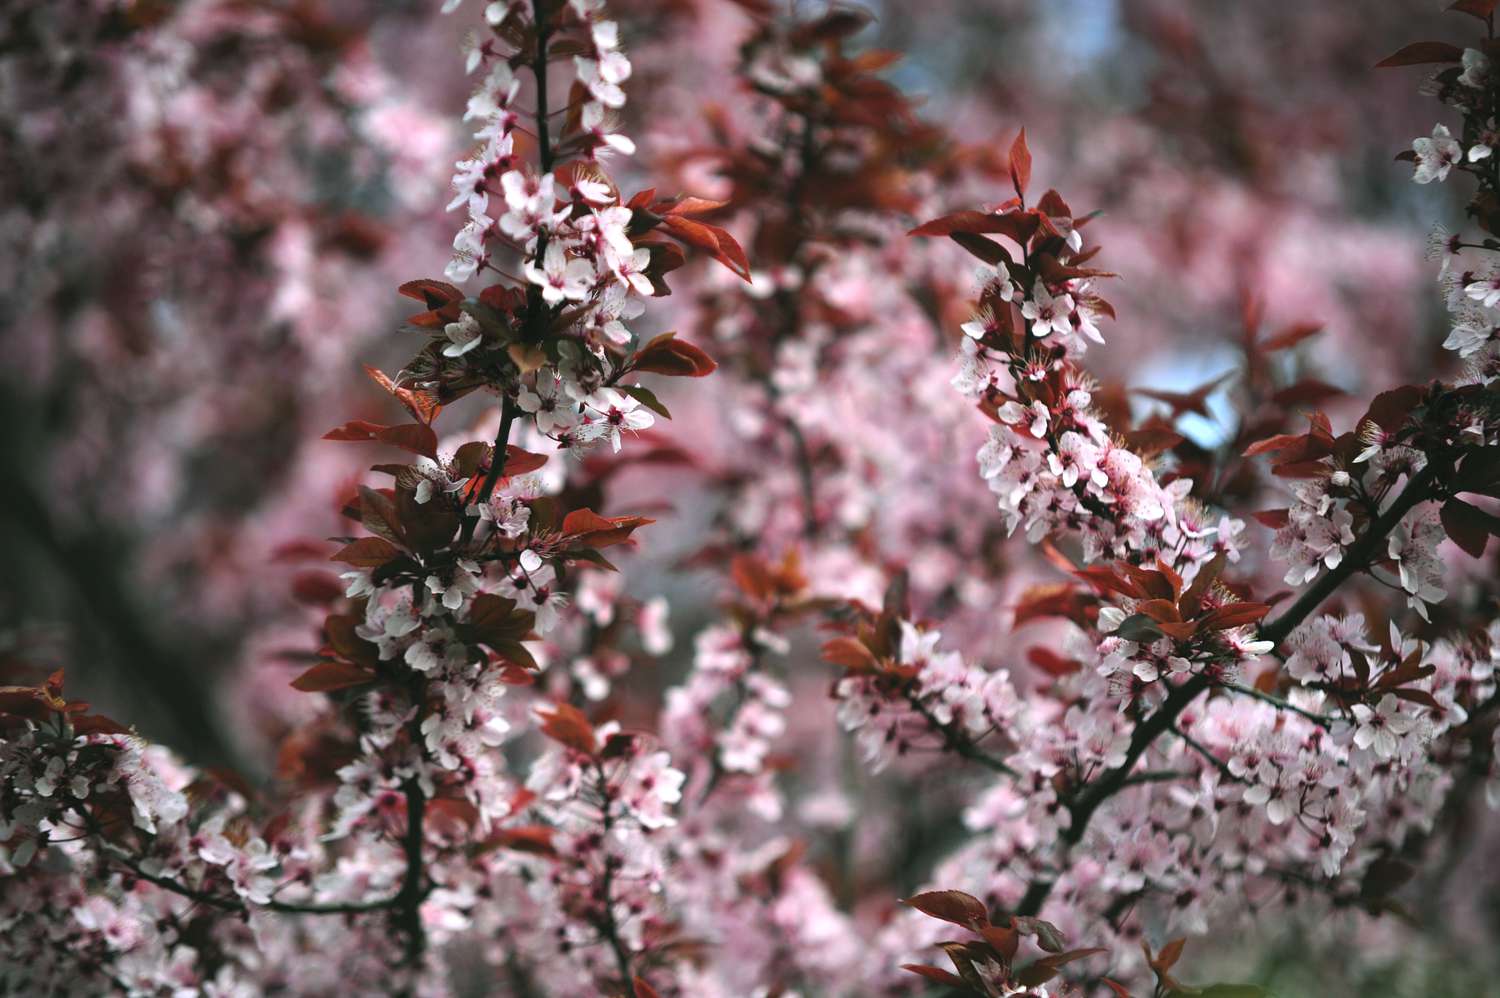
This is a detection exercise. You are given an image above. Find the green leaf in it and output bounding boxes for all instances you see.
[619,384,672,419]
[1115,613,1164,643]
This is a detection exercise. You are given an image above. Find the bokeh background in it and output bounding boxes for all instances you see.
[2,1,1491,993]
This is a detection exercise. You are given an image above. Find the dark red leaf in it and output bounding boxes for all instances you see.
[500,445,550,476]
[910,210,1039,245]
[900,965,968,988]
[290,571,345,605]
[1155,938,1186,972]
[376,423,439,460]
[1449,0,1498,20]
[1027,646,1081,678]
[659,216,751,282]
[291,660,376,693]
[397,279,463,307]
[323,420,386,442]
[901,890,990,929]
[1260,321,1323,351]
[1199,603,1271,631]
[1441,498,1494,557]
[1009,127,1032,198]
[331,537,403,568]
[561,508,654,548]
[633,332,718,377]
[1250,508,1290,529]
[822,636,878,672]
[1375,42,1463,67]
[536,701,598,755]
[950,231,1012,266]
[1272,379,1345,407]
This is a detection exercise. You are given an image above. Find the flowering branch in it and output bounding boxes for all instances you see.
[1258,462,1440,648]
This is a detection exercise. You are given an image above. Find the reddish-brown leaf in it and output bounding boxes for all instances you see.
[397,279,465,326]
[561,508,654,548]
[0,685,66,722]
[1260,321,1324,351]
[1027,647,1081,678]
[659,196,729,217]
[1074,564,1140,599]
[365,365,441,424]
[398,278,463,306]
[1375,41,1463,67]
[1012,582,1084,628]
[633,331,718,377]
[1199,603,1271,631]
[72,713,130,737]
[1037,947,1108,970]
[1250,508,1290,529]
[1362,385,1425,433]
[290,571,345,605]
[291,660,376,693]
[1392,687,1443,710]
[323,419,386,442]
[1441,498,1494,557]
[1243,431,1305,457]
[1138,598,1184,624]
[1155,937,1186,973]
[326,613,380,669]
[1015,963,1060,988]
[980,923,1020,962]
[376,423,439,460]
[331,537,403,568]
[500,445,550,477]
[950,231,1012,266]
[1012,915,1067,953]
[1272,379,1345,407]
[1009,127,1032,198]
[731,554,774,602]
[659,216,751,282]
[1449,0,1498,20]
[486,825,556,856]
[464,594,534,649]
[902,890,990,929]
[536,701,598,755]
[822,636,878,672]
[900,965,968,988]
[910,210,1039,245]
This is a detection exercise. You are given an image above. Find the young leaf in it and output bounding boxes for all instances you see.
[1012,916,1067,953]
[901,890,990,929]
[633,332,718,377]
[536,701,598,755]
[330,537,403,568]
[1440,498,1495,558]
[1009,127,1032,198]
[821,636,878,672]
[900,964,969,988]
[1374,41,1463,67]
[324,419,386,442]
[291,661,376,693]
[659,215,752,282]
[376,423,439,460]
[1450,0,1500,18]
[618,384,672,419]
